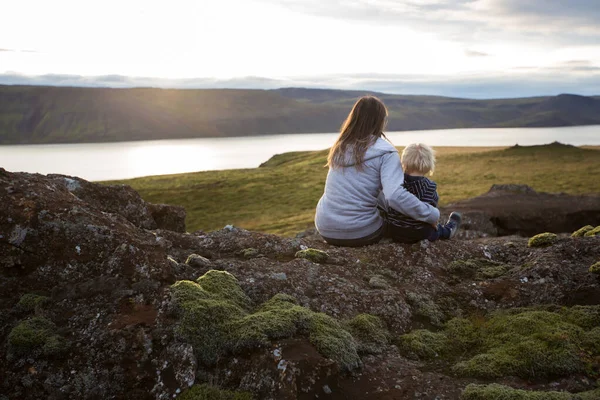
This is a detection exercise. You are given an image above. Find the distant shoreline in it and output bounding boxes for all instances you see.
[2,86,600,145]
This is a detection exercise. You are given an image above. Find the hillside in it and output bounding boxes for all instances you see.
[108,144,600,236]
[1,167,600,399]
[1,85,600,144]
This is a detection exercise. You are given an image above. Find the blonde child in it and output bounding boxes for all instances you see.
[382,143,461,243]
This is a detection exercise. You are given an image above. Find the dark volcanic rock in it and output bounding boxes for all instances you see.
[1,169,599,399]
[442,184,600,237]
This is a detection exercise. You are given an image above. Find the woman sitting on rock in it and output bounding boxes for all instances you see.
[314,96,440,246]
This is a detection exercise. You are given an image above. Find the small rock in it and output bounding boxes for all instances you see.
[272,272,287,281]
[323,385,332,394]
[185,254,212,268]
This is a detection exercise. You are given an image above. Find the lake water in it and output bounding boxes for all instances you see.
[1,125,599,181]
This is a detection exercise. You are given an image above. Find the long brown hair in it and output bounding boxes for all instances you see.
[327,96,388,169]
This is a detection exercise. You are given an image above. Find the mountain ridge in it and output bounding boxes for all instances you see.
[1,85,599,144]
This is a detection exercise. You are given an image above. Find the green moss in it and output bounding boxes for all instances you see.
[528,232,558,247]
[345,314,390,354]
[589,262,600,274]
[240,248,260,259]
[581,327,600,355]
[8,317,66,357]
[444,318,481,352]
[406,291,445,326]
[171,272,360,370]
[400,307,600,380]
[579,388,600,400]
[396,329,447,359]
[461,383,574,400]
[583,226,600,237]
[446,259,510,280]
[178,384,253,400]
[572,225,595,237]
[560,305,600,329]
[16,293,49,312]
[308,313,360,370]
[196,270,251,309]
[295,248,328,263]
[455,311,587,379]
[42,335,68,356]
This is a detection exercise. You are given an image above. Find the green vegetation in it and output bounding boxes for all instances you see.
[16,293,50,312]
[584,226,600,237]
[3,86,600,145]
[108,144,600,236]
[8,317,67,356]
[397,307,600,380]
[572,225,595,237]
[528,232,558,248]
[344,314,390,354]
[178,384,253,400]
[405,291,446,326]
[170,271,360,370]
[294,248,329,263]
[590,262,600,274]
[446,258,511,280]
[461,384,574,400]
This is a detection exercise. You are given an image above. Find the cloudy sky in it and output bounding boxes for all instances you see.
[1,0,599,98]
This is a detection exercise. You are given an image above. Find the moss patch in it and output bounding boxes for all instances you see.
[589,262,600,274]
[398,307,599,380]
[396,329,447,359]
[461,383,574,400]
[16,293,49,312]
[345,314,390,354]
[406,291,445,326]
[528,232,558,247]
[240,248,260,259]
[295,248,328,263]
[572,225,595,237]
[446,258,511,280]
[584,226,600,237]
[178,384,253,400]
[8,317,67,357]
[171,271,360,370]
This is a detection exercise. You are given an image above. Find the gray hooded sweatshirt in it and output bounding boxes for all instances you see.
[315,137,440,239]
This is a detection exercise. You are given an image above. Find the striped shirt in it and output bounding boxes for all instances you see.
[386,174,439,228]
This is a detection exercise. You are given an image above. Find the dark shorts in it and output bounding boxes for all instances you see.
[321,223,386,247]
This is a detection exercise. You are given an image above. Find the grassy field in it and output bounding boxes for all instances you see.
[107,144,600,236]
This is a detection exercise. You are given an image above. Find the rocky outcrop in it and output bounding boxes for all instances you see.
[1,169,599,399]
[442,184,600,238]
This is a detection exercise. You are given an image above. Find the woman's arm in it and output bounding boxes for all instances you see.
[380,152,440,225]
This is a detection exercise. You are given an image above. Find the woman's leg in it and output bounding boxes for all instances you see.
[321,224,385,247]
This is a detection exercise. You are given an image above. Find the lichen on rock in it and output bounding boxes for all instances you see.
[589,262,600,274]
[572,225,595,237]
[528,232,558,247]
[295,248,328,263]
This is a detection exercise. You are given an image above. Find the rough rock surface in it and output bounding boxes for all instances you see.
[1,169,599,400]
[441,184,600,238]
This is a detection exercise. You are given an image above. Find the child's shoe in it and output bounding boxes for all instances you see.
[446,212,462,238]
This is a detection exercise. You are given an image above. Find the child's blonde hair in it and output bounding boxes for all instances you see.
[401,143,436,175]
